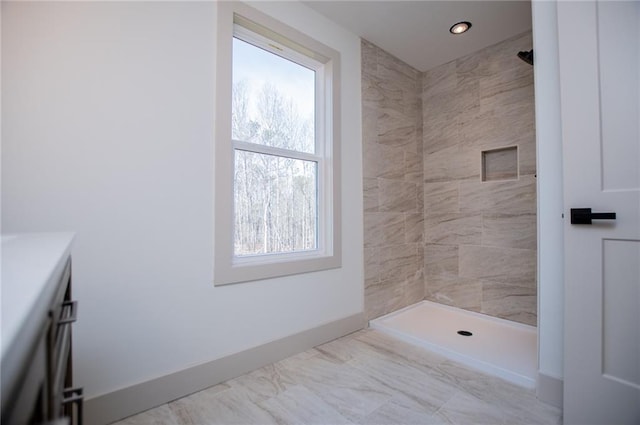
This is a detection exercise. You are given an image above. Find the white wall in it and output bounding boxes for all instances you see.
[1,1,363,400]
[532,0,564,380]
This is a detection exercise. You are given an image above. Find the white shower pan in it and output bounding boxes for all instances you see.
[369,300,537,388]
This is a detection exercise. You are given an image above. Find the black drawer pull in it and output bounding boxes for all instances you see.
[62,387,83,425]
[58,300,78,325]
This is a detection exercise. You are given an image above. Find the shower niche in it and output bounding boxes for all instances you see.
[482,146,518,182]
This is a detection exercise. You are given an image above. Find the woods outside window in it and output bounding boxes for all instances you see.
[214,2,341,285]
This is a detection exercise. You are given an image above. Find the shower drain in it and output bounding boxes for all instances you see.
[457,330,473,336]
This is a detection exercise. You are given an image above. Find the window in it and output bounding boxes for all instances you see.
[214,2,341,285]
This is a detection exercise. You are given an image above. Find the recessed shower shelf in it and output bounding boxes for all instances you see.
[482,146,518,181]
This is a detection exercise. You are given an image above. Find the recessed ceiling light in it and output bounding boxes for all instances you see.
[449,21,472,35]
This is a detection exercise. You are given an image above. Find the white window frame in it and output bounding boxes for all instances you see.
[214,2,341,285]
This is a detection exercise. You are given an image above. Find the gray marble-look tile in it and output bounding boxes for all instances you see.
[424,181,459,215]
[364,247,379,285]
[422,60,456,98]
[482,213,537,250]
[481,280,537,326]
[379,178,417,213]
[405,213,424,244]
[377,49,419,91]
[434,360,561,425]
[361,394,454,425]
[403,267,425,307]
[378,109,417,150]
[459,245,536,286]
[347,346,459,415]
[279,354,393,422]
[424,274,482,312]
[436,390,507,425]
[378,243,418,282]
[365,75,406,114]
[116,404,180,425]
[361,38,377,77]
[424,144,480,183]
[424,244,458,277]
[363,141,406,180]
[482,146,518,181]
[365,278,406,321]
[363,178,378,213]
[114,327,562,425]
[362,104,378,147]
[405,149,423,184]
[422,109,459,156]
[425,213,482,245]
[364,212,405,248]
[258,384,353,425]
[459,175,536,214]
[169,384,275,425]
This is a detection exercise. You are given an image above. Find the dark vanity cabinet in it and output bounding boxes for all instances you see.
[1,234,82,425]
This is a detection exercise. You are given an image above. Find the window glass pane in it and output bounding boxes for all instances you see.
[232,37,315,153]
[234,150,317,256]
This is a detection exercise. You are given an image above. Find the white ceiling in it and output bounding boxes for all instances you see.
[303,1,533,72]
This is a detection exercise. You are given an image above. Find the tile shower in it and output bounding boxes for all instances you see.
[363,31,536,327]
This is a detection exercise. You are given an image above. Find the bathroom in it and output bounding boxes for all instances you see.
[2,1,638,424]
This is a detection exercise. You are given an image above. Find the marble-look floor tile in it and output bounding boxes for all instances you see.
[113,330,562,425]
[436,390,507,425]
[258,384,353,425]
[115,404,180,425]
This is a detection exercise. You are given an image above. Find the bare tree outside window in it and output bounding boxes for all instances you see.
[232,37,318,256]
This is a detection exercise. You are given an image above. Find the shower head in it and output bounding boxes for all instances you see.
[518,50,534,66]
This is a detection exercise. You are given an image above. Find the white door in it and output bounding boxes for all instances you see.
[558,1,640,423]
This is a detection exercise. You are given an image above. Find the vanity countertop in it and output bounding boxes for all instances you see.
[1,233,75,361]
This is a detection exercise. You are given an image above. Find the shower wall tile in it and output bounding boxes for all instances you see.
[364,247,379,284]
[481,281,537,326]
[379,179,417,213]
[422,60,456,97]
[362,105,378,146]
[482,213,537,250]
[364,142,406,180]
[405,151,423,184]
[424,244,458,276]
[423,110,459,155]
[422,31,537,326]
[361,39,378,78]
[405,213,424,244]
[362,39,423,320]
[423,144,480,183]
[424,182,459,216]
[363,178,379,213]
[365,278,405,321]
[458,245,536,287]
[424,274,482,312]
[458,175,536,214]
[425,213,482,245]
[377,109,417,150]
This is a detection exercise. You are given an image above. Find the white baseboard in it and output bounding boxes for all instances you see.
[85,313,366,425]
[537,372,563,408]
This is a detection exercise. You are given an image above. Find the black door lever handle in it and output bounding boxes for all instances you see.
[570,208,616,224]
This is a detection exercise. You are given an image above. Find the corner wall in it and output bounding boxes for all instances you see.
[361,40,424,321]
[422,32,537,326]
